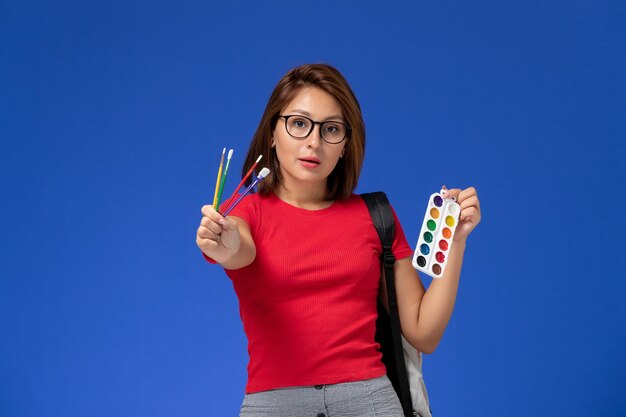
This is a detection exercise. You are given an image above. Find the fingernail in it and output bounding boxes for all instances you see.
[218,219,228,226]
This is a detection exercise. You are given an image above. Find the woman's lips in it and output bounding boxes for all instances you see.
[298,158,320,168]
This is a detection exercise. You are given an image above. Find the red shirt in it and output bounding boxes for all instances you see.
[208,192,413,393]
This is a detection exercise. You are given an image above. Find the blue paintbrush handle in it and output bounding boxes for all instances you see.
[221,176,261,216]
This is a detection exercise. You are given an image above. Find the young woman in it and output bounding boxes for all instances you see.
[196,64,481,417]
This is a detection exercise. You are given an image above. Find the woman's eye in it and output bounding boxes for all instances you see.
[325,124,339,133]
[291,119,307,128]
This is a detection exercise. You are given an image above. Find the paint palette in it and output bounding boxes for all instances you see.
[412,191,461,278]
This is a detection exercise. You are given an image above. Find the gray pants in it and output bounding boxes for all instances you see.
[239,375,404,417]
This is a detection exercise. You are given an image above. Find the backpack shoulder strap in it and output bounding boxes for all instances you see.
[361,192,414,417]
[361,192,395,256]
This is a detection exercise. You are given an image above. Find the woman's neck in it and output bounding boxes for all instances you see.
[275,181,332,210]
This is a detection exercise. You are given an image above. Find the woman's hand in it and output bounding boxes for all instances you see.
[441,185,481,243]
[196,205,241,264]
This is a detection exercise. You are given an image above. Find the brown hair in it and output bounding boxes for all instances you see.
[241,63,365,201]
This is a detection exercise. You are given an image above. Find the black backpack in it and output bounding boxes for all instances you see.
[362,191,415,417]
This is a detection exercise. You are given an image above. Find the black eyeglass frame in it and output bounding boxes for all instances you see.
[278,114,351,144]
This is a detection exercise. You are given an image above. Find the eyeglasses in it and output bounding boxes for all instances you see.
[278,114,351,144]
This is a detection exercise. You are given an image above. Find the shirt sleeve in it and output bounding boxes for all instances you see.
[390,205,414,261]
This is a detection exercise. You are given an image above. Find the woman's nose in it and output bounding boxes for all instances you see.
[306,125,323,148]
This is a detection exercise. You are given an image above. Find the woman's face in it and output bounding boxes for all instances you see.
[272,86,347,193]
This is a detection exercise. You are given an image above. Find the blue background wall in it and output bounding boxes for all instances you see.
[2,1,625,416]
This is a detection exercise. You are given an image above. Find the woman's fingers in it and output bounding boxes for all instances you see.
[460,206,481,223]
[201,216,224,235]
[441,186,481,239]
[197,224,221,240]
[201,204,225,222]
[197,204,242,262]
[443,186,479,207]
[459,195,480,211]
[196,229,219,251]
[458,187,478,205]
[441,186,462,201]
[197,205,225,249]
[219,216,237,230]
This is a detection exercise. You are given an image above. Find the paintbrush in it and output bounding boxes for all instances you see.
[215,149,234,209]
[212,148,226,207]
[220,155,263,213]
[222,168,270,216]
